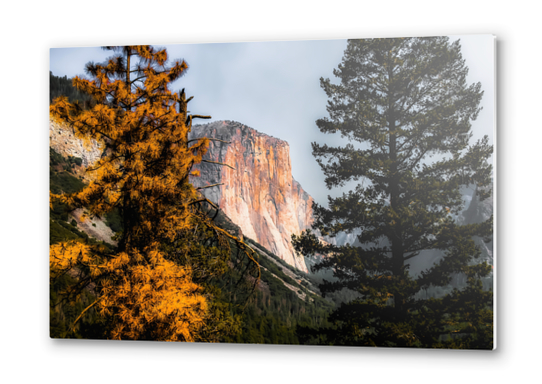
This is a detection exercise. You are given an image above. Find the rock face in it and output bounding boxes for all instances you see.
[189,121,313,272]
[49,118,315,271]
[70,208,117,246]
[50,119,116,244]
[49,119,103,180]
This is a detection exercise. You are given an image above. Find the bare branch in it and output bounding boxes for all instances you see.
[202,160,236,170]
[196,183,224,190]
[70,298,101,334]
[189,197,219,210]
[187,138,231,145]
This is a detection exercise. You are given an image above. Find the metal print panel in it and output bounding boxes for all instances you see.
[49,35,495,349]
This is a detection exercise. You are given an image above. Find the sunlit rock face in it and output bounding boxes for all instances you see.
[50,119,103,167]
[189,121,312,272]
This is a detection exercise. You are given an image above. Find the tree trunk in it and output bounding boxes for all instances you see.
[387,62,404,316]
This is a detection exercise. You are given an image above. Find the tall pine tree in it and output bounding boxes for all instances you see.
[293,37,493,349]
[50,46,259,341]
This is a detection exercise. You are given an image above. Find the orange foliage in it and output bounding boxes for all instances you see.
[50,46,259,341]
[51,241,207,341]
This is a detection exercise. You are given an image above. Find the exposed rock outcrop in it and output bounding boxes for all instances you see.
[189,121,313,272]
[49,119,103,180]
[70,208,117,246]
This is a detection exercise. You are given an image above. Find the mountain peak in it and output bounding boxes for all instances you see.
[193,120,289,147]
[189,120,312,272]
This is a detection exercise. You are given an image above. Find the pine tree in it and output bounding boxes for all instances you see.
[50,46,259,341]
[293,37,493,349]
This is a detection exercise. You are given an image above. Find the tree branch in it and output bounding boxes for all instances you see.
[189,197,219,210]
[202,160,236,170]
[70,298,101,335]
[196,183,224,190]
[187,138,231,145]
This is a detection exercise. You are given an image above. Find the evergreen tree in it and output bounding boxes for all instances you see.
[50,46,259,341]
[50,71,95,108]
[293,37,493,349]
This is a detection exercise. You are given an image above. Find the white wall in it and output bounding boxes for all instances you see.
[1,1,537,382]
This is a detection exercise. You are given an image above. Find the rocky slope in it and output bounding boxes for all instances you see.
[50,119,116,245]
[49,119,103,181]
[189,121,313,272]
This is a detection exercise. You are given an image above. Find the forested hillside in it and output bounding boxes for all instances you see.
[50,71,94,107]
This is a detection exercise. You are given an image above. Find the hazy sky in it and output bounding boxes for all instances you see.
[50,35,495,205]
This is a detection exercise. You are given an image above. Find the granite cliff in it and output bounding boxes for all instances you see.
[50,118,315,271]
[189,121,313,272]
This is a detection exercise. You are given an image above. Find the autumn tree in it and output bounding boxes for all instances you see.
[50,45,259,341]
[293,37,494,349]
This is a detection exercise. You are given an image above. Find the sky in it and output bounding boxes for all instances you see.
[50,35,495,206]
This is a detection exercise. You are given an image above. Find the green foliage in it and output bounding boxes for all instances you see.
[49,146,115,336]
[245,237,301,277]
[293,37,494,349]
[222,269,335,345]
[50,219,83,244]
[49,147,64,166]
[50,149,85,196]
[104,208,123,234]
[214,238,336,345]
[50,71,94,108]
[50,273,106,339]
[50,147,86,236]
[185,210,336,345]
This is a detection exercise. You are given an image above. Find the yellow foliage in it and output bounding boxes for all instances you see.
[51,241,206,341]
[50,45,259,341]
[49,46,204,249]
[105,253,206,341]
